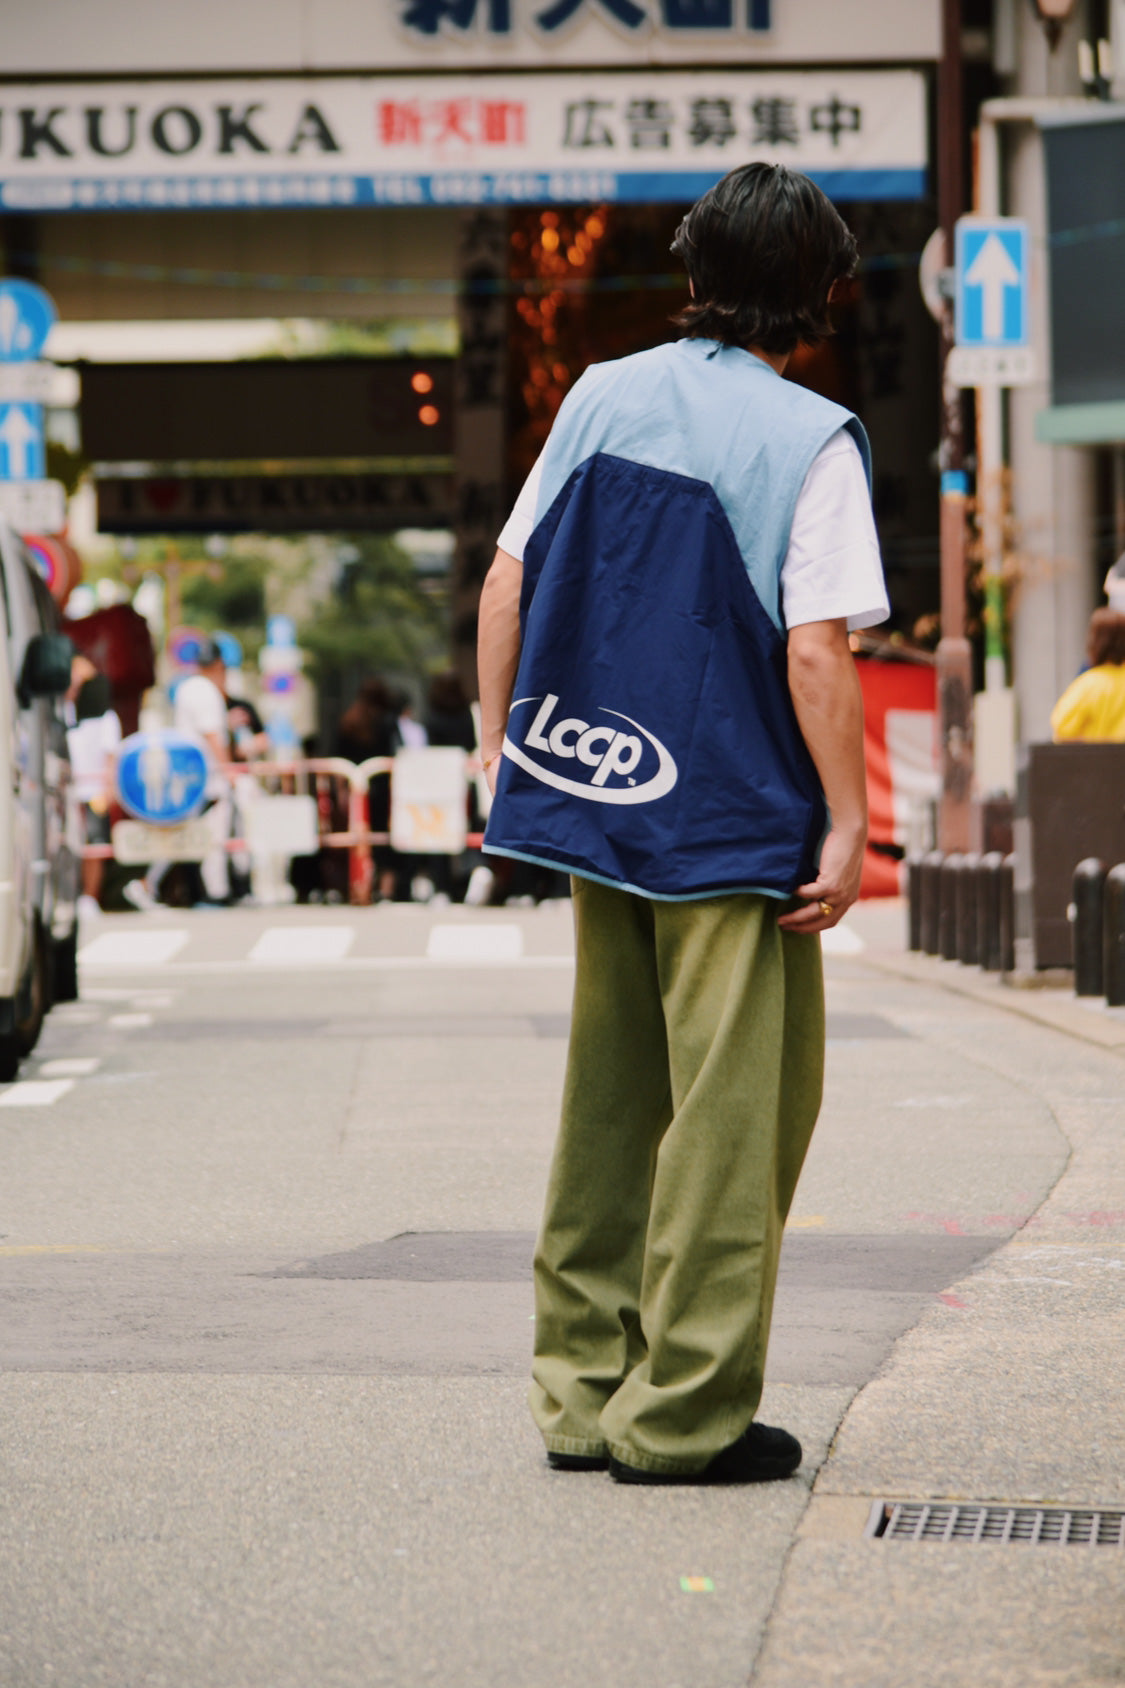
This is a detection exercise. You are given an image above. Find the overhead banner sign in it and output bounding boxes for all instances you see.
[96,470,455,534]
[2,1,941,75]
[0,73,927,212]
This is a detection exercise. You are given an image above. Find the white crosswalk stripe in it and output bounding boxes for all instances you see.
[0,1080,75,1107]
[426,923,524,961]
[248,926,356,965]
[79,930,189,967]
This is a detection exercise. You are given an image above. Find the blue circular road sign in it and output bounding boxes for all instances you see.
[116,730,209,825]
[0,279,57,363]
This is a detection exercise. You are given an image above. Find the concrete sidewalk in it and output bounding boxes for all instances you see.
[751,903,1125,1687]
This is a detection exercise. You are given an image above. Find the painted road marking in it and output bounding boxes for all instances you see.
[427,923,524,961]
[79,929,189,967]
[821,924,865,956]
[249,926,356,965]
[38,1057,102,1077]
[0,1079,75,1107]
[108,1012,153,1030]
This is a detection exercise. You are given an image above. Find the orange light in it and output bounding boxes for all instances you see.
[418,404,440,426]
[411,371,434,394]
[566,247,582,266]
[585,215,605,239]
[541,227,560,253]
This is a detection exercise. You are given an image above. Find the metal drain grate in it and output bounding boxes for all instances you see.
[866,1501,1125,1546]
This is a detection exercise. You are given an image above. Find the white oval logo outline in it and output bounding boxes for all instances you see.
[503,697,678,806]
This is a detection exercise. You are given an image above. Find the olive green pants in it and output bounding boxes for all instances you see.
[530,876,825,1475]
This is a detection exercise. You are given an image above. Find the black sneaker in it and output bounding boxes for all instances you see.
[546,1450,609,1472]
[608,1422,802,1486]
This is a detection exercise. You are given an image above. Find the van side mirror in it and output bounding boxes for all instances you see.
[19,633,75,706]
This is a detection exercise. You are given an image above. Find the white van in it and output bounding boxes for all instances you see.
[0,519,79,1080]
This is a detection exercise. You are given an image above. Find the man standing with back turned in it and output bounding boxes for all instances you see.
[477,165,888,1485]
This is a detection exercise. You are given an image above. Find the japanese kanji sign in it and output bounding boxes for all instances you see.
[0,73,926,213]
[6,1,942,76]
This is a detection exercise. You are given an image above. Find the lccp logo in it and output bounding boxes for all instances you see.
[502,693,677,805]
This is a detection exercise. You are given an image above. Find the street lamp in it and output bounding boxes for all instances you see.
[1030,0,1078,50]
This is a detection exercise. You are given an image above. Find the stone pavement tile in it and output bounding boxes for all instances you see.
[751,1540,1125,1688]
[753,973,1125,1688]
[815,1301,1125,1505]
[0,1375,848,1688]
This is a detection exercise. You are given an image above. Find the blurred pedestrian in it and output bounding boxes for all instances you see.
[423,670,476,753]
[478,164,886,1485]
[65,654,121,919]
[396,693,428,751]
[124,637,233,910]
[1051,609,1125,742]
[336,677,399,901]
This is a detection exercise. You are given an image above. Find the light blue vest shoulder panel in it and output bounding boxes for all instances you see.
[483,339,873,901]
[534,337,871,631]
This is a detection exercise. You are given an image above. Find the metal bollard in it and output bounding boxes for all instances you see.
[999,853,1016,974]
[976,851,1004,972]
[1072,858,1106,998]
[939,852,963,961]
[907,854,924,951]
[920,850,944,955]
[1104,864,1125,1008]
[956,852,981,964]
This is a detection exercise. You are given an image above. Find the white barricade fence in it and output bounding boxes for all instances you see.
[390,747,469,856]
[75,749,487,905]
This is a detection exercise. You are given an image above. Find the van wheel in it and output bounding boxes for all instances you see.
[16,927,48,1057]
[51,925,79,1003]
[0,1032,18,1083]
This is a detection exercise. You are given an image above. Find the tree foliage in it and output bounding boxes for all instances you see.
[297,535,446,683]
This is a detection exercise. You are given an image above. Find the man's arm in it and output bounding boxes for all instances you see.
[477,547,523,795]
[777,617,867,933]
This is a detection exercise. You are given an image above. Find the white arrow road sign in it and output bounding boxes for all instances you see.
[0,403,45,480]
[0,478,66,532]
[964,233,1021,341]
[955,217,1030,350]
[0,363,79,405]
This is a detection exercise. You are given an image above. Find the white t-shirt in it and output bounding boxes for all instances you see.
[175,673,229,798]
[67,710,122,803]
[496,428,889,633]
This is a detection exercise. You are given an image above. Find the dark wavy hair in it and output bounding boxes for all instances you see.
[1088,608,1125,667]
[670,163,859,355]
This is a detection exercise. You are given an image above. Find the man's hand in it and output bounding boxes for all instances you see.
[485,754,502,797]
[776,823,865,933]
[777,617,868,936]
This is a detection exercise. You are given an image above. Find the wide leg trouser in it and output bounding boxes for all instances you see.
[529,876,824,1475]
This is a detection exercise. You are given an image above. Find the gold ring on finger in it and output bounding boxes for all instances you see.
[819,900,833,918]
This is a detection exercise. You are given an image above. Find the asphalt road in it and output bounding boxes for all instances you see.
[0,900,1116,1688]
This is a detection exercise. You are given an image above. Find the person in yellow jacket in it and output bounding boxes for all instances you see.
[1051,609,1125,742]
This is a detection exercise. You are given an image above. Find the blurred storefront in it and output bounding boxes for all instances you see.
[1,0,943,689]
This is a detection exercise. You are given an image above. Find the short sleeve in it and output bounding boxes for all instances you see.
[496,455,544,562]
[1051,671,1095,741]
[781,430,890,632]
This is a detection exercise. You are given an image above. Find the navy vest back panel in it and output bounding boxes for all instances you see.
[486,451,828,900]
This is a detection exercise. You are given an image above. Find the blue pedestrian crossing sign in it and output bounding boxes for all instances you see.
[0,402,45,481]
[0,280,56,364]
[117,730,210,826]
[955,218,1030,348]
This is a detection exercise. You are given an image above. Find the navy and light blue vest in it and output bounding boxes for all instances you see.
[484,337,872,901]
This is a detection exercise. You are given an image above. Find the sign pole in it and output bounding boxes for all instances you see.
[976,121,1007,696]
[936,0,974,852]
